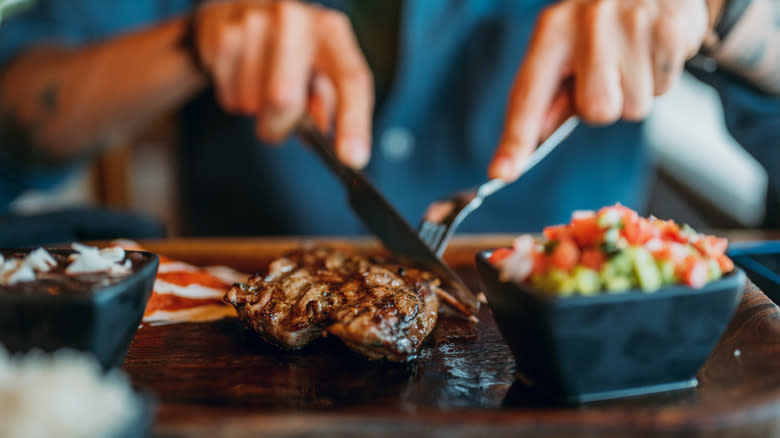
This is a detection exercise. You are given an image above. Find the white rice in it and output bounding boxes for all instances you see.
[0,347,141,438]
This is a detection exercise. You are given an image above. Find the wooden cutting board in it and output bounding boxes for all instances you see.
[123,236,780,438]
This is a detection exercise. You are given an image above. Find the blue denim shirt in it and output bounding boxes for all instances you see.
[1,0,778,235]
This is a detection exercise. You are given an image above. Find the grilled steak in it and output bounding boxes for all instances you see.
[224,248,440,361]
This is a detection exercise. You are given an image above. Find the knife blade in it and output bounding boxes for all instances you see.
[297,119,479,316]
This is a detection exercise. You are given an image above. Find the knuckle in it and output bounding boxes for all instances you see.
[579,95,621,125]
[235,94,258,114]
[537,4,568,29]
[273,0,305,22]
[653,75,678,96]
[265,85,300,113]
[622,99,651,121]
[318,9,351,33]
[653,83,670,97]
[623,6,649,38]
[216,25,239,53]
[653,18,682,48]
[346,67,374,92]
[256,122,276,144]
[241,9,264,28]
[586,0,614,21]
[216,91,239,114]
[263,81,304,114]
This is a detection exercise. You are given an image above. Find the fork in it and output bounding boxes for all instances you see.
[418,116,580,258]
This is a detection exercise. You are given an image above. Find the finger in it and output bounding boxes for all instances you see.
[489,5,574,181]
[315,9,374,168]
[539,79,575,141]
[257,2,316,143]
[212,24,244,113]
[234,11,269,114]
[651,17,687,96]
[574,1,622,125]
[619,7,654,121]
[307,72,337,133]
[193,1,230,71]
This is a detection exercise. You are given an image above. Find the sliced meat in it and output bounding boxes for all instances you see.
[224,248,440,361]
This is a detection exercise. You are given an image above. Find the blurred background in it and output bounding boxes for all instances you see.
[0,0,770,240]
[9,69,768,236]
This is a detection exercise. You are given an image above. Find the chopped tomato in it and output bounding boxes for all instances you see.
[647,239,672,261]
[693,235,729,258]
[622,217,655,245]
[581,248,606,271]
[570,214,603,247]
[489,248,513,264]
[531,251,548,276]
[717,254,735,273]
[677,255,709,288]
[543,224,570,241]
[550,238,580,271]
[657,219,687,243]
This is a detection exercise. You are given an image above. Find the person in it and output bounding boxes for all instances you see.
[0,0,777,242]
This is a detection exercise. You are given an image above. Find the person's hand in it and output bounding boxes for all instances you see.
[489,0,711,181]
[193,0,374,168]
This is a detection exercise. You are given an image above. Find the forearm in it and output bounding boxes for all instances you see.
[0,16,206,165]
[705,0,780,94]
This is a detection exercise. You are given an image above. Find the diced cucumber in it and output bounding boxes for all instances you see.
[572,266,602,295]
[680,223,698,242]
[610,251,634,275]
[601,227,628,255]
[657,259,677,286]
[628,246,662,292]
[533,268,577,296]
[706,258,722,281]
[597,209,622,228]
[531,272,554,293]
[600,254,636,293]
[604,275,634,293]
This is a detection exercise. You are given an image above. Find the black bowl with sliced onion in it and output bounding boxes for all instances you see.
[0,245,158,369]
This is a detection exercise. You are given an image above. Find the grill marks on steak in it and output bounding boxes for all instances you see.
[224,248,440,361]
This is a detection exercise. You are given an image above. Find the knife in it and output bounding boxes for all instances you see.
[297,119,479,316]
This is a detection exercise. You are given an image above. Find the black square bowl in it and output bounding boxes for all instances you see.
[0,249,158,369]
[475,250,746,403]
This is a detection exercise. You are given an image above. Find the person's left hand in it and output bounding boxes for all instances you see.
[489,0,712,181]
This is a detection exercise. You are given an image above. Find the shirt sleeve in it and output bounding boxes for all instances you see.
[0,0,192,68]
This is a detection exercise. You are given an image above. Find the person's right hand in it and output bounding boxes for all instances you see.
[193,0,374,168]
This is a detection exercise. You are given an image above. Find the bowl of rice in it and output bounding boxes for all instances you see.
[0,347,151,438]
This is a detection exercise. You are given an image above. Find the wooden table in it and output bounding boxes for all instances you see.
[123,234,780,438]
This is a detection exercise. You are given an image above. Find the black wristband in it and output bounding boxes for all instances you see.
[714,0,752,42]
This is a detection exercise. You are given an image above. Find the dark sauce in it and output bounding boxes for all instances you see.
[0,250,146,296]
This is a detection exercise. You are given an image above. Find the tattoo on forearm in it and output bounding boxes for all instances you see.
[0,81,63,166]
[40,82,59,114]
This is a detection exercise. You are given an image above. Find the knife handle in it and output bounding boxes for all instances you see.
[296,118,355,184]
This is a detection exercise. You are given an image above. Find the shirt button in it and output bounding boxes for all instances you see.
[380,127,415,162]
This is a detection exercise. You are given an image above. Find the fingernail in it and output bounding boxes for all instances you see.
[340,138,370,168]
[261,113,288,143]
[491,156,518,181]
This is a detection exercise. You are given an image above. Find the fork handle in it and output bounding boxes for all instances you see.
[479,115,580,197]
